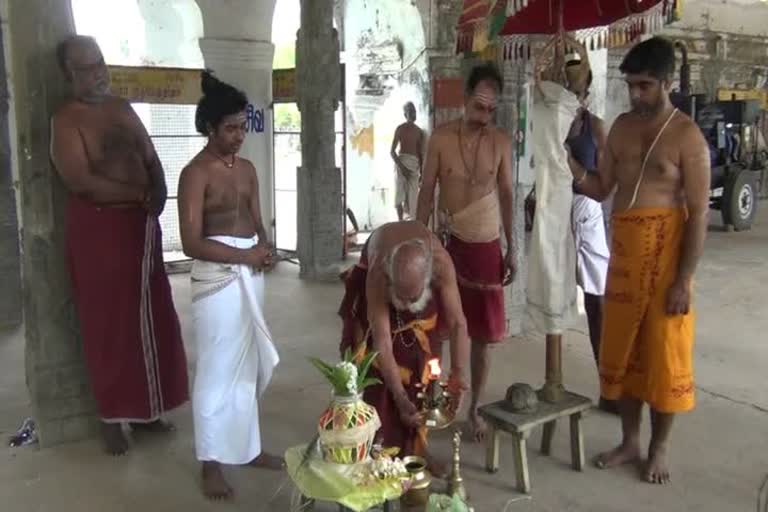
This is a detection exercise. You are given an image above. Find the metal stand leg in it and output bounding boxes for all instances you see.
[540,420,556,456]
[486,425,500,473]
[570,412,585,471]
[512,432,531,494]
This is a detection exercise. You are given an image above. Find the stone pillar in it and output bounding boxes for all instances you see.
[196,0,276,242]
[0,5,22,328]
[7,0,98,445]
[296,0,343,280]
[426,0,463,128]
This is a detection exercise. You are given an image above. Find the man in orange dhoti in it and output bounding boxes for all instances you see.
[338,221,469,474]
[568,38,710,485]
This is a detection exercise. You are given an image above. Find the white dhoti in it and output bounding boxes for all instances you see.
[572,194,610,296]
[395,153,420,218]
[525,81,581,335]
[191,236,279,464]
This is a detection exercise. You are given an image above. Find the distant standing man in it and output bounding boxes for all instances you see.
[568,37,710,484]
[390,102,425,220]
[416,63,516,441]
[178,72,283,500]
[51,35,189,455]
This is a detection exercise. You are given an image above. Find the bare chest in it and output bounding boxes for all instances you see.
[78,117,141,165]
[203,168,253,213]
[440,133,500,186]
[614,136,682,187]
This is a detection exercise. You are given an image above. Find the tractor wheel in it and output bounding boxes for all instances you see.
[721,170,758,231]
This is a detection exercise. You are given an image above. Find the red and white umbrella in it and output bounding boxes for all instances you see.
[457,0,680,60]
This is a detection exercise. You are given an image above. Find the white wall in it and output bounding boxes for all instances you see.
[676,0,768,36]
[343,0,428,229]
[605,0,768,128]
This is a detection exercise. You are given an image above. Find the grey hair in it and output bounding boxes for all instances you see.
[385,238,433,283]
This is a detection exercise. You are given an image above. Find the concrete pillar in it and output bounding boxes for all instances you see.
[7,0,98,445]
[0,3,22,328]
[296,0,343,279]
[426,0,463,120]
[195,0,276,243]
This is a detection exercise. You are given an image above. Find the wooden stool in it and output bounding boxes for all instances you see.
[479,391,593,494]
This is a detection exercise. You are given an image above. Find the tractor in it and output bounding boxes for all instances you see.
[671,42,765,231]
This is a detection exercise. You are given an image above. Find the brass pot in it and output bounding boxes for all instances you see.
[402,456,432,507]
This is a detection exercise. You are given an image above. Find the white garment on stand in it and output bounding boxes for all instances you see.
[191,235,279,464]
[525,81,581,335]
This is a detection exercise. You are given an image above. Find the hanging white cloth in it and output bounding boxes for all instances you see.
[191,235,279,464]
[525,81,581,335]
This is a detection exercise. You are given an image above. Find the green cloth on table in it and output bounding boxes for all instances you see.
[427,493,472,512]
[285,445,406,512]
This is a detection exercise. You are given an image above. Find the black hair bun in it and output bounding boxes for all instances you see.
[201,70,226,96]
[194,70,249,136]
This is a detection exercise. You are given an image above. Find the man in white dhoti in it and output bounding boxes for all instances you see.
[391,102,425,220]
[178,71,282,500]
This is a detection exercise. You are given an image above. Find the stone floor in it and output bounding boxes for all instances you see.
[2,208,768,511]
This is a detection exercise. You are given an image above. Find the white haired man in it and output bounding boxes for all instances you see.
[338,221,469,475]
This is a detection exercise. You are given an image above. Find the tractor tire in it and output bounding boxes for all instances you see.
[721,169,758,231]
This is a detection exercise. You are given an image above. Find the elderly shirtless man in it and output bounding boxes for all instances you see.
[339,221,469,473]
[416,63,515,441]
[390,102,425,220]
[51,35,188,455]
[178,71,283,500]
[568,37,710,484]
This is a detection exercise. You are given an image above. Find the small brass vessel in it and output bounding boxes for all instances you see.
[402,455,432,507]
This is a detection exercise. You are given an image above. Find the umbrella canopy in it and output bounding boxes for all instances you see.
[501,0,669,34]
[456,0,680,56]
[457,0,508,54]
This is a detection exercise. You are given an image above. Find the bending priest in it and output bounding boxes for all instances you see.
[338,221,469,476]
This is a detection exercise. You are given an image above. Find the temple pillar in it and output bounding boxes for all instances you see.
[7,0,98,446]
[295,0,343,280]
[0,1,21,328]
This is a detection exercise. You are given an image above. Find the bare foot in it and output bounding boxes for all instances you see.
[248,452,285,471]
[202,462,233,500]
[424,452,449,479]
[101,423,129,456]
[645,444,671,484]
[130,419,175,433]
[467,410,487,443]
[594,442,641,470]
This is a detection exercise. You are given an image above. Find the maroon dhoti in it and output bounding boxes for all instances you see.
[338,245,441,456]
[446,236,506,342]
[66,196,189,422]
